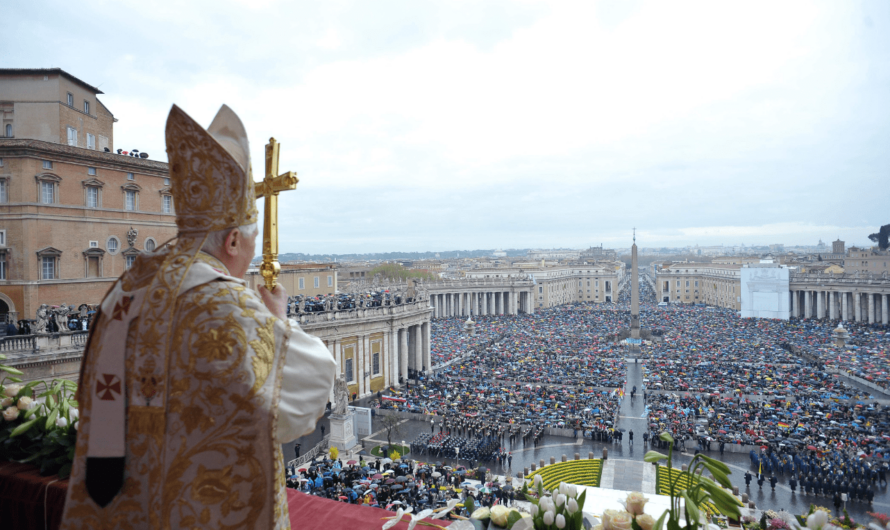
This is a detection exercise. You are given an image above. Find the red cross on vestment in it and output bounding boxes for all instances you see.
[111,296,133,321]
[97,373,122,401]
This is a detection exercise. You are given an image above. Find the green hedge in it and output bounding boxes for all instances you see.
[525,459,603,490]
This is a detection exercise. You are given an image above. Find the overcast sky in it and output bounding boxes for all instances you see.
[5,1,889,253]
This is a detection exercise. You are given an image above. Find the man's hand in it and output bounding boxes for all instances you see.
[259,284,288,320]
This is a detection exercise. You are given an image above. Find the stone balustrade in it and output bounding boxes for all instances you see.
[2,331,90,384]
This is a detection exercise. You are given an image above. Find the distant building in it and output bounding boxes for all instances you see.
[655,263,741,309]
[492,248,507,257]
[580,244,617,260]
[845,247,890,275]
[246,263,337,298]
[832,239,845,255]
[0,68,176,323]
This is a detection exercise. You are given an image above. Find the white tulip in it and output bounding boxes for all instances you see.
[16,396,33,410]
[56,416,68,428]
[556,494,566,507]
[69,408,79,420]
[568,485,578,498]
[530,504,538,516]
[3,406,19,422]
[567,498,579,514]
[559,482,569,496]
[4,384,22,397]
[557,514,567,529]
[807,510,829,530]
[534,474,543,487]
[543,510,555,526]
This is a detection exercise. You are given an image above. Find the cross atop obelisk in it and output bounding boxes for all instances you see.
[255,138,298,291]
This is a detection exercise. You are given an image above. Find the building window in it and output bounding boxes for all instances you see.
[372,351,380,375]
[4,124,11,137]
[88,167,97,176]
[145,238,156,252]
[164,177,170,186]
[0,252,6,280]
[42,256,55,279]
[125,190,137,211]
[84,101,90,114]
[127,172,134,181]
[0,180,6,203]
[345,357,354,383]
[126,255,137,269]
[298,277,304,290]
[67,93,73,106]
[41,182,54,204]
[328,275,333,287]
[0,230,5,246]
[67,127,77,146]
[107,236,119,254]
[314,276,319,288]
[162,195,172,213]
[42,160,52,170]
[87,133,95,150]
[539,286,543,293]
[86,186,99,208]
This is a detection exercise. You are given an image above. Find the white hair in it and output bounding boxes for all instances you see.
[201,222,258,257]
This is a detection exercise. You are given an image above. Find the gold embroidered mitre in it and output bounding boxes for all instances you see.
[165,104,259,234]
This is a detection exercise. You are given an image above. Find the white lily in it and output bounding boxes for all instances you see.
[382,506,412,530]
[432,499,459,519]
[407,509,434,530]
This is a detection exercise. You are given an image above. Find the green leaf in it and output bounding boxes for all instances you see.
[52,380,62,394]
[46,394,55,408]
[659,431,674,443]
[23,406,40,419]
[681,491,700,524]
[704,466,732,489]
[10,417,40,437]
[644,451,668,463]
[6,377,22,383]
[45,408,59,430]
[700,455,731,475]
[0,365,24,375]
[654,509,669,530]
[506,510,523,529]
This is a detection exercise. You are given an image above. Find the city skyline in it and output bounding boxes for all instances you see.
[4,0,889,253]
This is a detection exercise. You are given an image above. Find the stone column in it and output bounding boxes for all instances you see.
[869,293,876,324]
[855,292,862,321]
[804,291,812,318]
[842,292,849,321]
[829,292,836,320]
[816,291,824,319]
[414,324,423,374]
[400,328,409,383]
[881,294,890,326]
[791,290,799,318]
[422,321,431,371]
[480,293,487,316]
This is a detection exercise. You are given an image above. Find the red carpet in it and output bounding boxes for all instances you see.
[287,489,453,529]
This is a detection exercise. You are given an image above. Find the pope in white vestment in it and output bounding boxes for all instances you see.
[60,105,337,529]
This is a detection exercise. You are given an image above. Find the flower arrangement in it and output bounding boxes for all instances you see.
[524,475,587,530]
[329,446,339,460]
[643,432,743,530]
[867,513,890,528]
[1,355,79,478]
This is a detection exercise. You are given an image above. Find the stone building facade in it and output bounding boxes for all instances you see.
[0,69,175,323]
[656,263,742,309]
[246,263,337,299]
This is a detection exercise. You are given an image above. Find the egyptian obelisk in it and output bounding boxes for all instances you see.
[630,229,640,340]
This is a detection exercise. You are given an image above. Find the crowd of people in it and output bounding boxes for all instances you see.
[288,456,516,517]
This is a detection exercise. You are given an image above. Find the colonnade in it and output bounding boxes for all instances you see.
[428,291,534,319]
[791,290,889,324]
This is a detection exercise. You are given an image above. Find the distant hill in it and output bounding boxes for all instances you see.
[267,248,531,263]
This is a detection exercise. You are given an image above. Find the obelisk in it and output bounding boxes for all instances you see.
[630,229,640,340]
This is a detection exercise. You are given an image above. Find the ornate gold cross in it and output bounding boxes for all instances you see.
[255,137,298,291]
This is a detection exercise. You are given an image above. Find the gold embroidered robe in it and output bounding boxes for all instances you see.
[61,251,337,529]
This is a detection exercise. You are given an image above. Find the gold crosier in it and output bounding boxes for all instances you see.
[255,138,298,291]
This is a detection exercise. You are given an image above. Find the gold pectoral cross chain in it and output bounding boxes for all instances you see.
[255,137,298,291]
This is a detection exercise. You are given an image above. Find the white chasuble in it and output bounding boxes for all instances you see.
[61,250,336,529]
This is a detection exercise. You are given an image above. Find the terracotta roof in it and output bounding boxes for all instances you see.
[0,68,104,94]
[0,139,168,172]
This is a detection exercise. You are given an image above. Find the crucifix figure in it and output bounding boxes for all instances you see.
[255,137,298,291]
